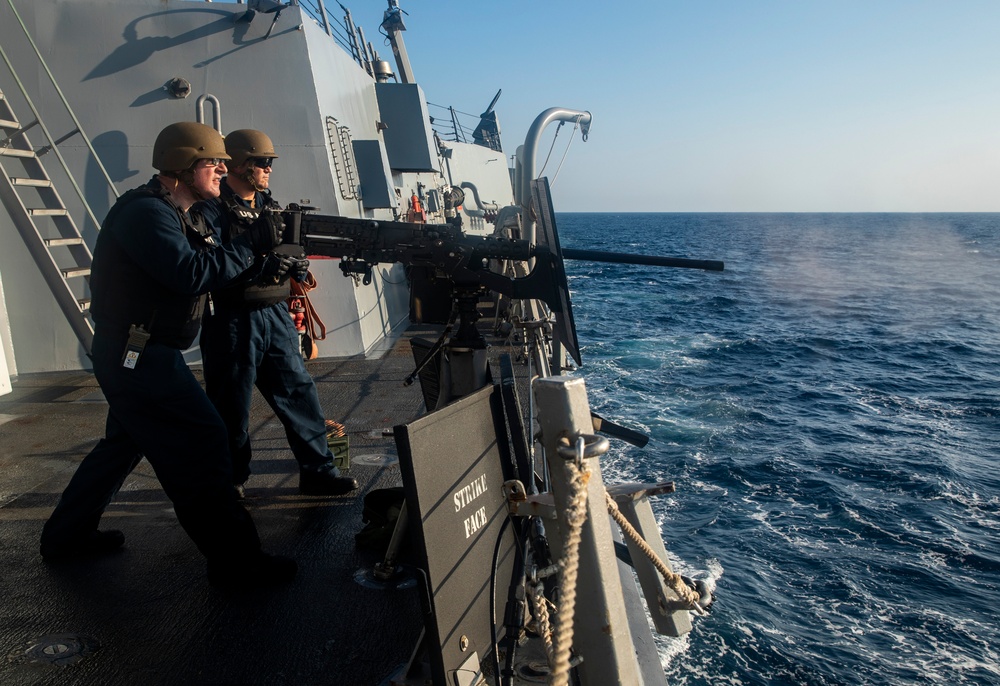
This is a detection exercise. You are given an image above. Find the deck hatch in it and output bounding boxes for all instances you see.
[7,633,100,666]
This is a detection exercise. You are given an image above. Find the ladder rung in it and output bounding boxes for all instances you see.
[45,237,85,247]
[78,299,91,312]
[28,208,68,217]
[11,177,52,188]
[61,267,91,279]
[0,147,36,158]
[0,118,19,129]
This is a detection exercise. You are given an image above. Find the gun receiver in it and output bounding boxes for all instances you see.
[284,206,562,297]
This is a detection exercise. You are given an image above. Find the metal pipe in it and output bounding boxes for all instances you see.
[519,108,592,243]
[313,0,332,36]
[356,25,373,75]
[196,94,223,133]
[449,106,465,143]
[343,6,363,67]
[460,181,498,212]
[513,145,524,207]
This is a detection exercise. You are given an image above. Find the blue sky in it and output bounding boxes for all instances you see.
[315,1,1000,212]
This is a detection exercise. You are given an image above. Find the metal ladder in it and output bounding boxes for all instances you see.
[0,89,96,353]
[0,0,119,357]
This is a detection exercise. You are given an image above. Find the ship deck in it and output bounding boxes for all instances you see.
[0,324,455,685]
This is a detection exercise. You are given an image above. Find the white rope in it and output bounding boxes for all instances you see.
[548,441,590,686]
[527,584,555,659]
[536,121,564,178]
[531,434,706,685]
[605,493,704,613]
[548,118,581,188]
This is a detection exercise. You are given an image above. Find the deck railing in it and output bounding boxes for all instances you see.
[219,0,357,65]
[216,0,480,145]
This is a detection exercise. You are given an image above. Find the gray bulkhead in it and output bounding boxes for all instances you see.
[0,0,464,373]
[440,140,511,234]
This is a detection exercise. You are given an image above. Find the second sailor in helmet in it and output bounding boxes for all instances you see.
[199,129,359,506]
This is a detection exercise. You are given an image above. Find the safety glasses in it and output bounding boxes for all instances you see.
[250,157,274,169]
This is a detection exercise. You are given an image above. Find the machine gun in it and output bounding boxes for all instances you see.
[280,179,723,401]
[280,182,724,685]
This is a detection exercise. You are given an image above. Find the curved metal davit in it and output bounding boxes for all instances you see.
[518,107,592,243]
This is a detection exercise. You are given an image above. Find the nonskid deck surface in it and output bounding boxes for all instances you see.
[0,329,440,685]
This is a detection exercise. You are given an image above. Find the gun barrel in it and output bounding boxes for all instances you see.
[561,247,724,272]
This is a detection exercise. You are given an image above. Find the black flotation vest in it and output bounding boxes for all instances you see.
[212,187,291,309]
[89,180,217,349]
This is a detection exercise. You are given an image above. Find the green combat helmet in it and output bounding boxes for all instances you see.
[224,129,279,168]
[152,122,230,172]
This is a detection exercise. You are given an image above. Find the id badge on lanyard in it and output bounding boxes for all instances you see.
[121,324,151,370]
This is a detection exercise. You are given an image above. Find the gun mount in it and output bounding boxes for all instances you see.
[281,178,723,403]
[286,181,724,684]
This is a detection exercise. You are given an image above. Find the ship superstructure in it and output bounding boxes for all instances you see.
[0,0,512,377]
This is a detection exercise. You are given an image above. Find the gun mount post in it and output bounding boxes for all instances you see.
[434,284,490,405]
[533,376,663,685]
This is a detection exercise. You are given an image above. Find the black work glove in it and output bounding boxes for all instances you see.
[290,257,310,282]
[258,252,294,283]
[245,209,285,254]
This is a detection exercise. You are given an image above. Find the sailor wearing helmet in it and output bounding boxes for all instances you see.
[40,122,296,589]
[198,129,358,506]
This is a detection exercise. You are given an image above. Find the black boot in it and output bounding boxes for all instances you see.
[40,529,126,561]
[299,462,358,496]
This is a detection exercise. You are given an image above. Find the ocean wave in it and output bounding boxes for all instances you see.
[562,212,1000,685]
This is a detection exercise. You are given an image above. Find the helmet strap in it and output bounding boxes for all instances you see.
[178,168,208,201]
[238,166,267,193]
[160,169,205,210]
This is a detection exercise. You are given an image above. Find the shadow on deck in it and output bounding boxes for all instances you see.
[0,332,433,685]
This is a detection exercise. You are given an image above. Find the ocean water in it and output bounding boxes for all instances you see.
[556,213,1000,686]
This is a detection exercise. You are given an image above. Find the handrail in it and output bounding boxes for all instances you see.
[300,0,356,58]
[4,0,120,223]
[196,94,223,133]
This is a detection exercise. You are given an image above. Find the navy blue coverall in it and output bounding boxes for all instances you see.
[41,178,266,564]
[200,183,334,487]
